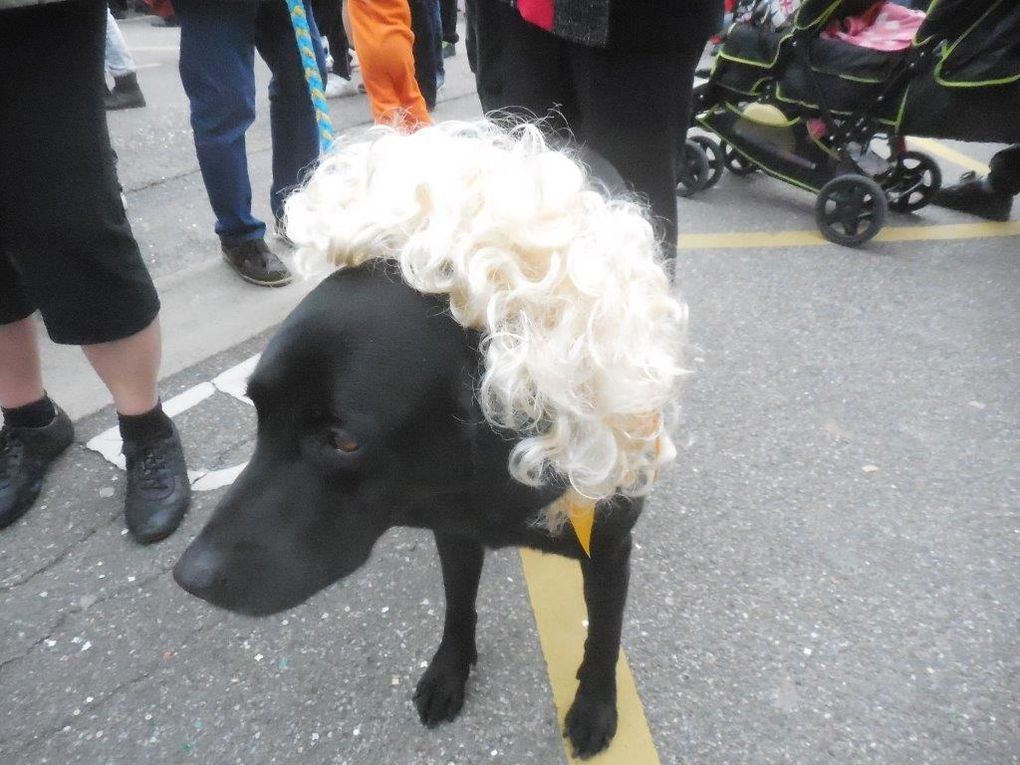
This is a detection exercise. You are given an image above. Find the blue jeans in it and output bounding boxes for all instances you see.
[175,0,327,244]
[105,7,136,78]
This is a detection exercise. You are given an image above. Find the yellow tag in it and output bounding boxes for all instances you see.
[568,500,596,557]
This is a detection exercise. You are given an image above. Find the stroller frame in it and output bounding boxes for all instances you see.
[691,0,946,245]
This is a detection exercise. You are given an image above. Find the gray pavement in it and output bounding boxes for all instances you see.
[2,13,1019,765]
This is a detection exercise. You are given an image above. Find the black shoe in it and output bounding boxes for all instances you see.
[123,424,191,544]
[105,73,146,111]
[221,238,293,287]
[933,172,1013,222]
[0,407,74,529]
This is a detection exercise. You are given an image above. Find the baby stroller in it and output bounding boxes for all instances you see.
[683,0,1020,246]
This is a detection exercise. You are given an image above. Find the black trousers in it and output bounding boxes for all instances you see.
[410,0,440,110]
[309,0,352,78]
[989,145,1020,196]
[0,0,160,345]
[440,0,459,44]
[472,0,711,260]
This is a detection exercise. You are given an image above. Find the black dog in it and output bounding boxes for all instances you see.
[173,262,644,758]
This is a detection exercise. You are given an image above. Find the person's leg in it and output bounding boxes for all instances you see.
[464,0,477,73]
[311,0,350,77]
[0,0,187,539]
[440,0,458,45]
[348,0,432,128]
[988,145,1020,197]
[175,0,265,244]
[105,7,147,109]
[105,6,137,78]
[82,318,161,416]
[0,313,72,530]
[254,0,327,224]
[430,0,445,84]
[471,0,572,126]
[409,0,439,109]
[0,318,45,412]
[934,144,1018,221]
[568,41,706,262]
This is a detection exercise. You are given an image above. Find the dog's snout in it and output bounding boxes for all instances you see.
[173,540,226,600]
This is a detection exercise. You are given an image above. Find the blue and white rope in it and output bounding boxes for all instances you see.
[285,0,335,153]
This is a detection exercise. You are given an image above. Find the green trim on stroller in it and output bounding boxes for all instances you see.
[917,0,1020,88]
[697,109,824,194]
[771,84,907,131]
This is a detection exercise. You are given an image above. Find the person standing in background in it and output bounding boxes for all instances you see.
[105,5,147,110]
[173,0,327,286]
[1,0,191,545]
[439,0,458,57]
[471,0,722,262]
[347,0,432,129]
[934,145,1019,222]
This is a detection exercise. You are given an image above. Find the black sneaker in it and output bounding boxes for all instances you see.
[0,407,75,529]
[104,73,146,111]
[221,238,293,287]
[933,172,1013,222]
[123,424,191,544]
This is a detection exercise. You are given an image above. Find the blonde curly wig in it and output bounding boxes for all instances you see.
[284,120,686,524]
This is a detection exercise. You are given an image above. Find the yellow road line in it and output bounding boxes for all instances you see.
[909,137,991,176]
[679,220,1020,250]
[520,549,661,765]
[517,139,1007,765]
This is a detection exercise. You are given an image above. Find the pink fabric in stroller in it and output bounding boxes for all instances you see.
[821,1,925,52]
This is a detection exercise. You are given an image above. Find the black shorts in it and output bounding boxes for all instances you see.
[0,0,160,345]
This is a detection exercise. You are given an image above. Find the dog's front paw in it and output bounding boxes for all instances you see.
[564,692,618,759]
[413,648,473,728]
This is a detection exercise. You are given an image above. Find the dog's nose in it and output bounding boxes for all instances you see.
[173,540,226,600]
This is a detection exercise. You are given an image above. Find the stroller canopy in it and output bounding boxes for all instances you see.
[918,0,1020,87]
[790,0,1020,86]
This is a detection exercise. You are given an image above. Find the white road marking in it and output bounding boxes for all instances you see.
[211,354,260,405]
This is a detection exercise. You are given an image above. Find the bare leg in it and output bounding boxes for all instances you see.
[81,317,161,415]
[0,318,46,410]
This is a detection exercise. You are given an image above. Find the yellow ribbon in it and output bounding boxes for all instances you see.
[566,425,668,558]
[567,496,596,557]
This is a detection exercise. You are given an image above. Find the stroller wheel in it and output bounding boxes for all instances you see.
[722,142,757,176]
[815,175,888,247]
[676,140,711,198]
[690,135,725,189]
[883,151,942,213]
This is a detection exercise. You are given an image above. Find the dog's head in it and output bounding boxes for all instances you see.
[174,264,484,615]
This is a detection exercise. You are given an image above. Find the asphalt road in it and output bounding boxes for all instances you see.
[1,13,1018,765]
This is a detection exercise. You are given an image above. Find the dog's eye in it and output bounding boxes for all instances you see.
[326,428,359,453]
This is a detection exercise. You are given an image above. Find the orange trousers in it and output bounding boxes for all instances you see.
[347,0,432,130]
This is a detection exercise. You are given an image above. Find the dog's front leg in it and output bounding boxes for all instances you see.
[414,531,484,727]
[565,530,633,758]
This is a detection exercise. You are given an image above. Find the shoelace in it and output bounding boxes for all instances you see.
[0,429,24,482]
[137,446,171,492]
